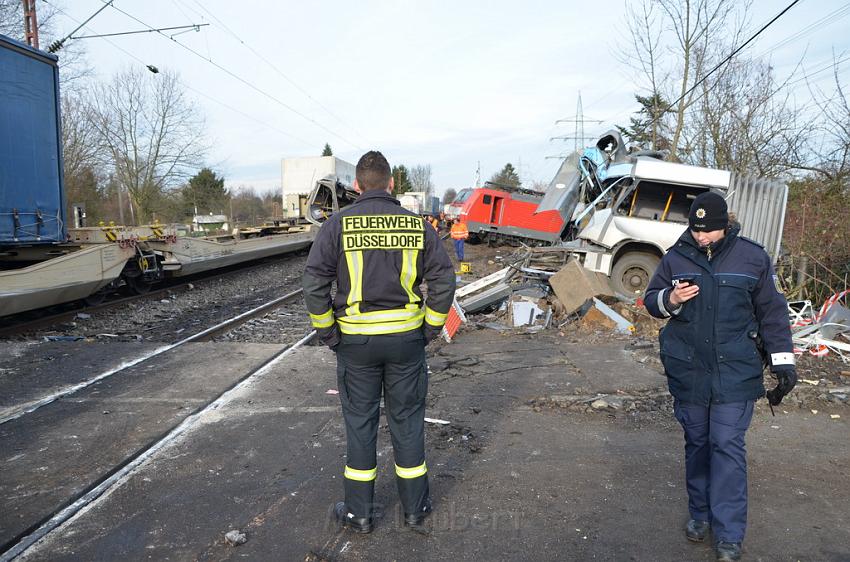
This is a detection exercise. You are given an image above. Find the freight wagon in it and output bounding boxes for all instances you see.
[0,33,313,318]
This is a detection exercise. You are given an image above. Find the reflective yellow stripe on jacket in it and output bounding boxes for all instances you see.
[424,306,447,327]
[400,248,420,305]
[309,309,335,329]
[337,308,425,335]
[345,250,364,317]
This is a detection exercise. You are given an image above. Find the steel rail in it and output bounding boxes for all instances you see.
[0,329,316,561]
[0,288,304,426]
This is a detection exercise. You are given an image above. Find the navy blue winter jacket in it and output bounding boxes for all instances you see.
[645,226,794,405]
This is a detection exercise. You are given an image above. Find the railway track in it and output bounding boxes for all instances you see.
[0,288,306,426]
[0,289,315,561]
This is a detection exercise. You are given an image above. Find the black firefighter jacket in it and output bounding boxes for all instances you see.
[645,226,794,405]
[303,189,456,347]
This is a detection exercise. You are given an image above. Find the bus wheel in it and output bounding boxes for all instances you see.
[610,252,660,296]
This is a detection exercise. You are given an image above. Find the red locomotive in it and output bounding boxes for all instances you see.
[455,183,567,244]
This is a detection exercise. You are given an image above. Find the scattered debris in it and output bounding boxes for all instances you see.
[830,414,841,419]
[589,298,635,334]
[325,389,339,395]
[43,335,84,342]
[76,313,91,320]
[224,530,247,546]
[510,299,545,327]
[424,417,451,425]
[548,260,614,316]
[811,409,818,415]
[791,291,850,362]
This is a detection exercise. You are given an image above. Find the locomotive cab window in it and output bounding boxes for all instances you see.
[482,195,492,204]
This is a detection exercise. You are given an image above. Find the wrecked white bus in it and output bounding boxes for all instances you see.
[537,131,788,296]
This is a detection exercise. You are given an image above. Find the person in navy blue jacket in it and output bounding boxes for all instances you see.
[644,191,796,562]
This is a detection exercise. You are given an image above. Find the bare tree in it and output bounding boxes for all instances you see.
[804,61,850,188]
[409,164,434,198]
[89,67,207,223]
[621,0,745,159]
[61,94,101,180]
[0,0,91,91]
[619,1,672,151]
[442,188,457,205]
[683,57,810,177]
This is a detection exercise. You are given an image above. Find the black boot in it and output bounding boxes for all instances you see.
[403,497,432,528]
[334,502,373,534]
[716,541,742,561]
[686,519,711,542]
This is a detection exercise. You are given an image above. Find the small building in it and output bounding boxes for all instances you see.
[192,214,229,234]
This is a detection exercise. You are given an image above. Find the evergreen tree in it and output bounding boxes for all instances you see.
[616,92,672,152]
[490,163,521,187]
[181,168,229,216]
[322,143,333,156]
[392,164,412,194]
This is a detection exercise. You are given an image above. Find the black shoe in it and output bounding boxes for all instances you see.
[403,498,433,528]
[334,502,373,534]
[716,542,742,561]
[686,519,711,542]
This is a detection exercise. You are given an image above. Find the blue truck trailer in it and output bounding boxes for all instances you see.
[0,33,66,246]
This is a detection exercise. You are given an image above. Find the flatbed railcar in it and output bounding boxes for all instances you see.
[0,33,314,318]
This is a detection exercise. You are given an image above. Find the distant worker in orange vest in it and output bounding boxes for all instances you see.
[450,220,469,261]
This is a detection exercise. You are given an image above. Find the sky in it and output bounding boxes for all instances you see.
[43,0,850,197]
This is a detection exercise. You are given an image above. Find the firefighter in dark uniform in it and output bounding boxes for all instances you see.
[303,151,456,533]
[645,192,796,562]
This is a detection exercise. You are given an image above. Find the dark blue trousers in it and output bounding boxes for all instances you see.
[453,239,464,261]
[673,400,754,544]
[335,331,430,519]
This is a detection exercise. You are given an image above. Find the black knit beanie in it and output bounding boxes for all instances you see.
[689,192,728,232]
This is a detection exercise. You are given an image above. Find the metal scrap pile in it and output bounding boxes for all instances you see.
[788,291,850,363]
[441,247,652,341]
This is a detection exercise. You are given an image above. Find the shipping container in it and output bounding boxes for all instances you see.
[0,34,66,246]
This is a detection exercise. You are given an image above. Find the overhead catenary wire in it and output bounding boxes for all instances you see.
[101,0,362,151]
[645,0,803,131]
[71,23,208,40]
[44,1,319,149]
[592,0,804,135]
[752,2,850,61]
[46,0,114,52]
[183,0,370,147]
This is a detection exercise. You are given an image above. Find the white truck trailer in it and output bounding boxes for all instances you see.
[281,156,355,220]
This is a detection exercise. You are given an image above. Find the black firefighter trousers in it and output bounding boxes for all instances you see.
[335,329,430,520]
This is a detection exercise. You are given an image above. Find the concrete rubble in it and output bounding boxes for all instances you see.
[443,249,645,340]
[224,530,248,546]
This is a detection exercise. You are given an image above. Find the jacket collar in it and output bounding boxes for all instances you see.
[353,189,400,205]
[672,225,741,269]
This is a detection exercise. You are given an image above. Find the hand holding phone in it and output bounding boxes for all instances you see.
[670,277,699,305]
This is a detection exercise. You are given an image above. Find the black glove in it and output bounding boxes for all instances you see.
[766,367,797,406]
[319,324,341,351]
[422,324,442,343]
